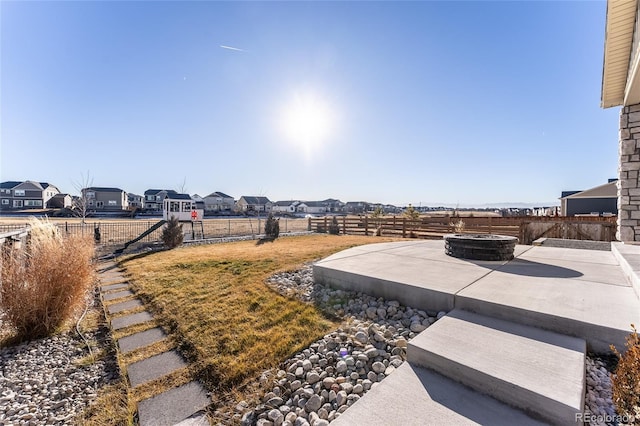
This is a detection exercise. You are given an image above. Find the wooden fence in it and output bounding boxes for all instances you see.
[307,216,618,245]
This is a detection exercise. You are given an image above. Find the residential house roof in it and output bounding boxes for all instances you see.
[0,181,22,189]
[240,196,272,204]
[86,187,125,192]
[273,200,300,206]
[300,201,325,208]
[214,191,233,199]
[166,193,193,200]
[561,181,617,199]
[144,189,178,196]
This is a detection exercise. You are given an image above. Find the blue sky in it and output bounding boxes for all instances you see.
[1,1,619,207]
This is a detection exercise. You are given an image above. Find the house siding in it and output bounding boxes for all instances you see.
[566,198,618,216]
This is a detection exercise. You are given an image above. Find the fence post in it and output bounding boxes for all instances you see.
[342,216,346,235]
[402,218,406,238]
[364,216,368,236]
[308,217,311,231]
[228,220,231,236]
[324,216,328,233]
[488,216,492,234]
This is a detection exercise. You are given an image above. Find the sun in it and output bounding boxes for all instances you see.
[279,91,335,156]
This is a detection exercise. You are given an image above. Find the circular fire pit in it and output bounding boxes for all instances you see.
[444,234,518,261]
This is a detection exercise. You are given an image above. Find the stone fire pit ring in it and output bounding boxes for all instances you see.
[444,234,518,261]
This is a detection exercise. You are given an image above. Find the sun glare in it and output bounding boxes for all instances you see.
[279,91,335,157]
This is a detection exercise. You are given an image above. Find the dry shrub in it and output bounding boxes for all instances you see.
[0,218,95,342]
[610,325,640,420]
[454,219,466,233]
[161,216,183,249]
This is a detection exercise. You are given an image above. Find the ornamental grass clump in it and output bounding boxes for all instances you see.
[0,218,95,343]
[610,325,640,421]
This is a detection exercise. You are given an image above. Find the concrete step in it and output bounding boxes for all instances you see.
[331,362,545,426]
[407,309,585,425]
[455,260,640,353]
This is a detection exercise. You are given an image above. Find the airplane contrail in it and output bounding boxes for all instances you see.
[220,45,246,52]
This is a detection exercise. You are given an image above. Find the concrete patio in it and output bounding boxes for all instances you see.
[314,240,640,425]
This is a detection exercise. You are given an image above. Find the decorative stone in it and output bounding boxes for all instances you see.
[304,395,321,413]
[371,362,385,374]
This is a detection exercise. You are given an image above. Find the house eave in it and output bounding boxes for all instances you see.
[602,0,638,108]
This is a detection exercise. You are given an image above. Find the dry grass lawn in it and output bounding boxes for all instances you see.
[116,234,400,421]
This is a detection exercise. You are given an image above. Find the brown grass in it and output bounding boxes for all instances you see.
[611,325,640,421]
[0,218,96,343]
[117,234,400,419]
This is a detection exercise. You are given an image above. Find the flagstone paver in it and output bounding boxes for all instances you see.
[108,298,143,314]
[102,289,134,301]
[137,382,210,426]
[101,282,130,292]
[111,311,154,330]
[127,350,188,387]
[118,327,167,354]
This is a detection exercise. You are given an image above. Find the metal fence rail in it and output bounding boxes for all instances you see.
[0,218,309,246]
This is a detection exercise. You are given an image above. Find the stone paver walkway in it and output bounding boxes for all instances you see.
[97,260,210,425]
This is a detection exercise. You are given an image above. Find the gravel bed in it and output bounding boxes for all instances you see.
[236,265,633,426]
[0,305,119,425]
[236,265,444,426]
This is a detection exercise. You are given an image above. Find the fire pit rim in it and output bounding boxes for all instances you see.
[443,233,518,261]
[443,233,518,242]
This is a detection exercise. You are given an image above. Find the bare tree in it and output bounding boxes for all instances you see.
[72,171,93,224]
[177,177,188,194]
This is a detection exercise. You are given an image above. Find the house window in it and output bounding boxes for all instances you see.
[86,191,95,199]
[1,199,8,205]
[13,200,23,207]
[108,200,117,206]
[24,200,43,207]
[14,190,25,196]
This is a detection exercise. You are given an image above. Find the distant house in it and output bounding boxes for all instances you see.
[203,191,235,213]
[272,200,300,215]
[344,201,370,215]
[47,193,72,209]
[297,201,327,214]
[321,199,345,213]
[0,180,60,210]
[144,189,178,212]
[236,196,273,213]
[127,193,144,210]
[560,181,617,216]
[83,187,128,211]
